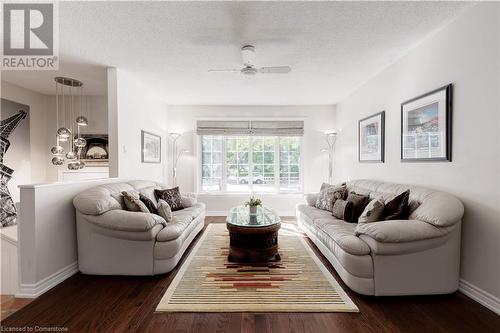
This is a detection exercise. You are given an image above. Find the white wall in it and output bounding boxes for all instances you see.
[334,3,500,303]
[1,81,49,202]
[108,69,168,183]
[166,105,335,215]
[17,178,122,297]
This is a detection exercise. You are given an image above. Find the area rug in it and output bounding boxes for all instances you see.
[156,223,358,312]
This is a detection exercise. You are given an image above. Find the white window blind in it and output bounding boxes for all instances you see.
[196,120,304,136]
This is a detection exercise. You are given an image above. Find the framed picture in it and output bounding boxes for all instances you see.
[401,84,452,162]
[359,111,385,162]
[141,130,161,163]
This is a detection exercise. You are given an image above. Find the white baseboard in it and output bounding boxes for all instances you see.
[207,210,296,217]
[16,262,79,298]
[206,211,227,216]
[459,279,500,315]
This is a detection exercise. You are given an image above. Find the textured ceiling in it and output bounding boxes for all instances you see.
[2,1,471,103]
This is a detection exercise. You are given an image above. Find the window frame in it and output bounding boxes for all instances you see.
[197,134,303,194]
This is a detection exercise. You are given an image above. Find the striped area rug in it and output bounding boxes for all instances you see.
[156,223,358,312]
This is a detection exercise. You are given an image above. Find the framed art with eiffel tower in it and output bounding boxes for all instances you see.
[1,98,30,227]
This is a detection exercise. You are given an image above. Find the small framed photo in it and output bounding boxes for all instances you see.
[359,111,385,162]
[141,130,161,163]
[401,84,452,162]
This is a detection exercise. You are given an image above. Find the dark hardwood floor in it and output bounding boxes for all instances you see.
[2,217,499,332]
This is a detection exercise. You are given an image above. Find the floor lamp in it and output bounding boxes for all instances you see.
[170,133,188,186]
[321,131,337,184]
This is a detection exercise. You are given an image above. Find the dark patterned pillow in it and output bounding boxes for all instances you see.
[332,199,354,222]
[346,192,370,223]
[154,187,184,211]
[383,190,410,220]
[139,193,158,214]
[315,183,346,212]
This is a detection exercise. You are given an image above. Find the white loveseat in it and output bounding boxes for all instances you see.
[297,179,464,296]
[73,180,205,275]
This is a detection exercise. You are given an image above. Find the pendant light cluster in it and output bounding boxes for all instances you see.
[50,77,89,169]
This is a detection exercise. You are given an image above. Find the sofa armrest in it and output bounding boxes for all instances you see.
[83,209,167,232]
[354,220,454,243]
[304,192,318,206]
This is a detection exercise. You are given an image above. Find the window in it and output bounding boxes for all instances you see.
[200,136,301,193]
[201,136,223,191]
[252,137,275,192]
[279,137,300,191]
[226,136,249,191]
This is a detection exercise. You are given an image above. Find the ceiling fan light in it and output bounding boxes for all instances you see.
[241,66,258,75]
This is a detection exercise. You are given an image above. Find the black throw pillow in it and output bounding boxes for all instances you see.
[383,190,410,220]
[139,193,158,215]
[332,199,354,222]
[154,187,184,211]
[346,192,370,223]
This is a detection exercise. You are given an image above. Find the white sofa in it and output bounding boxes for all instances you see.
[73,180,205,275]
[297,179,464,296]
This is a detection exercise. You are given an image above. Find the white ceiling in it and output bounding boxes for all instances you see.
[2,1,471,104]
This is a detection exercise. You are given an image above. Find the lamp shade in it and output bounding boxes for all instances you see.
[51,145,64,155]
[57,127,71,138]
[74,137,87,148]
[66,151,77,160]
[76,116,88,126]
[51,156,64,165]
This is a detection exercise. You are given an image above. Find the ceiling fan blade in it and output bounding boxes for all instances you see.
[241,45,255,66]
[259,66,291,74]
[208,69,240,72]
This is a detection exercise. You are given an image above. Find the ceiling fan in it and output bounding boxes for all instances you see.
[208,45,291,76]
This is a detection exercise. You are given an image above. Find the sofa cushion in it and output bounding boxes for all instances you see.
[156,203,206,242]
[315,183,346,212]
[358,199,385,223]
[300,219,373,278]
[74,185,129,215]
[155,216,204,259]
[139,186,161,206]
[139,193,158,214]
[156,216,192,242]
[382,190,410,220]
[332,199,353,222]
[122,191,149,213]
[347,180,464,227]
[313,219,371,255]
[172,203,206,220]
[155,187,184,211]
[346,192,369,222]
[157,199,173,222]
[128,180,160,190]
[297,204,334,221]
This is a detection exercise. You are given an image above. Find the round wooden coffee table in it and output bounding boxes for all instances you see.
[226,205,281,262]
